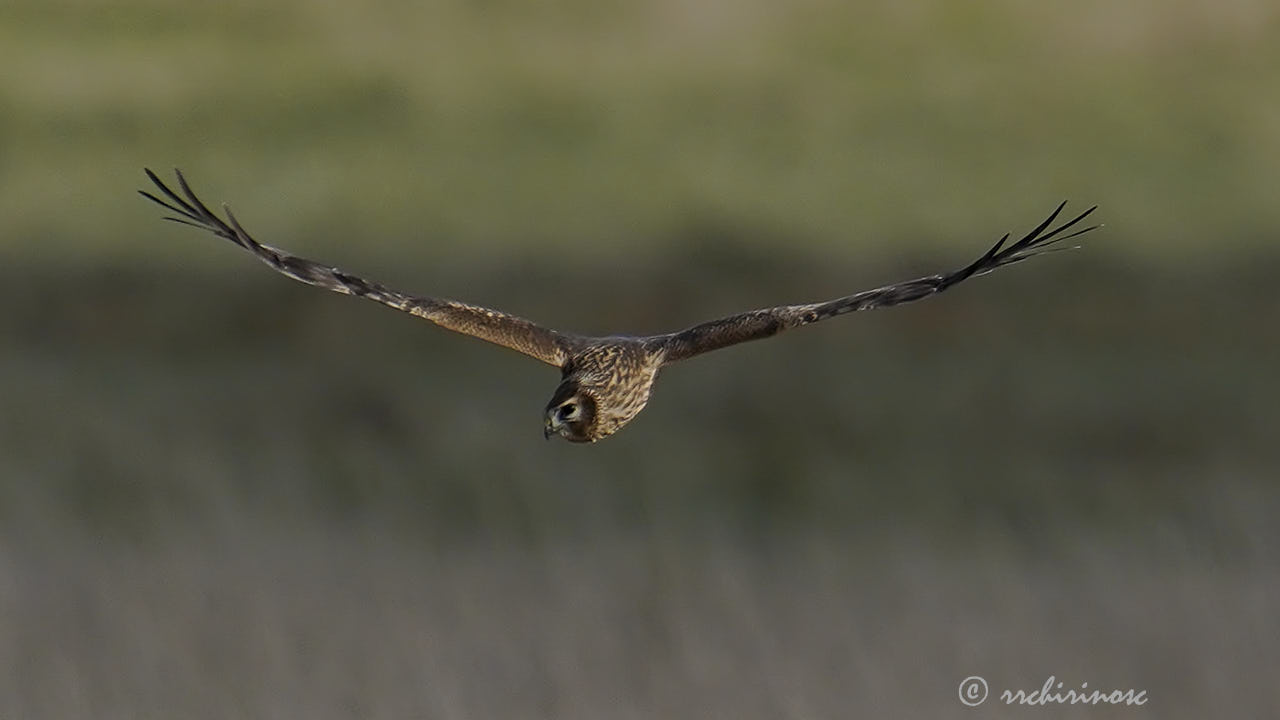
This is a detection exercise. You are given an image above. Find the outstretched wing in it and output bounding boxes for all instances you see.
[140,169,579,368]
[654,202,1100,364]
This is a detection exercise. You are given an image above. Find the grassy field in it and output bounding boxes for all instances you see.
[2,0,1279,717]
[4,521,1275,719]
[3,258,1278,717]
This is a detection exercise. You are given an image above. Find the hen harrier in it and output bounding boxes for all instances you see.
[141,169,1098,443]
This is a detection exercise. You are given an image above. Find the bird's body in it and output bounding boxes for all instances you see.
[548,341,665,441]
[141,169,1099,443]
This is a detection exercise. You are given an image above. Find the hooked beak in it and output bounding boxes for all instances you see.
[544,419,555,440]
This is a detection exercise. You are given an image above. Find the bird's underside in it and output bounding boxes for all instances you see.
[141,168,1099,442]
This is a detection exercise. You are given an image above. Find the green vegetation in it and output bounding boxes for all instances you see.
[2,0,1279,261]
[1,1,1277,716]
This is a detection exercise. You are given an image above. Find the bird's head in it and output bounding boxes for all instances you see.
[544,380,600,443]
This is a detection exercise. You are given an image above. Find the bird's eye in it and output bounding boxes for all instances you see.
[560,402,577,417]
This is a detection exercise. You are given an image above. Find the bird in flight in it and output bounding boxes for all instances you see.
[141,169,1099,443]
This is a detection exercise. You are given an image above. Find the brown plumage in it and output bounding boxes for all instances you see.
[140,169,1100,443]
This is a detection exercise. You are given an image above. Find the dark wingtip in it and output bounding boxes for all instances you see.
[139,166,244,242]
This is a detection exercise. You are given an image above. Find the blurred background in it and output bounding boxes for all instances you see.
[1,0,1277,717]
